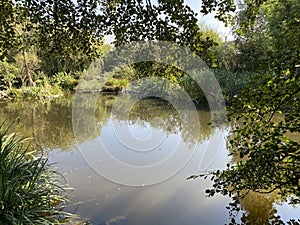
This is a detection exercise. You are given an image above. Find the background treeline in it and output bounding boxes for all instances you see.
[2,0,296,103]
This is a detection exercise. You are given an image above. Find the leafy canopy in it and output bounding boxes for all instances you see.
[202,0,300,206]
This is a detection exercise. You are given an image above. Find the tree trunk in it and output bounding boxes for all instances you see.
[21,48,35,87]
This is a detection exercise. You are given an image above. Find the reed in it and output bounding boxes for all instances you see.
[0,121,75,224]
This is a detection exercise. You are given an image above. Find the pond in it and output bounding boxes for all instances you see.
[0,94,299,225]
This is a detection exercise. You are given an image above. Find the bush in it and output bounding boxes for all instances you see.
[214,69,255,103]
[0,58,20,90]
[0,121,75,224]
[6,85,63,100]
[104,77,128,88]
[111,65,137,81]
[50,72,79,91]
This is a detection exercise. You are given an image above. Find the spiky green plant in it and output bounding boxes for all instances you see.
[0,121,75,224]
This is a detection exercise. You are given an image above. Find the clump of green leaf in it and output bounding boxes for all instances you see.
[207,70,300,203]
[102,77,129,93]
[0,121,76,224]
[50,72,80,91]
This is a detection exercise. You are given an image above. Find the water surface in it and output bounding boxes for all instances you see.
[0,95,299,225]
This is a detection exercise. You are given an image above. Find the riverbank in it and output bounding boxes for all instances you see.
[0,87,65,101]
[0,69,255,105]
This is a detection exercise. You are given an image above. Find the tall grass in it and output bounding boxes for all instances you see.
[0,121,75,224]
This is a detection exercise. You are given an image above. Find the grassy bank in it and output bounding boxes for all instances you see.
[0,121,75,224]
[0,55,255,105]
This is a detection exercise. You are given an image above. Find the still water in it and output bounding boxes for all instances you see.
[0,94,299,225]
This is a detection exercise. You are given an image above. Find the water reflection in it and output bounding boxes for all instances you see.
[110,96,213,146]
[0,94,213,154]
[0,97,75,151]
[0,95,299,224]
[49,128,231,225]
[226,191,300,225]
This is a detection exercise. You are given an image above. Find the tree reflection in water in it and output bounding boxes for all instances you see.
[225,190,300,224]
[1,94,299,224]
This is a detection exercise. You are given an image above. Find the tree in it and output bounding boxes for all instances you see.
[0,0,19,59]
[206,70,300,198]
[0,2,38,87]
[233,9,270,73]
[0,0,105,80]
[233,0,300,74]
[0,0,268,69]
[101,0,216,63]
[194,0,300,212]
[0,0,222,88]
[23,0,105,75]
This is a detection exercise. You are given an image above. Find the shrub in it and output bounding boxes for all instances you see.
[0,58,20,90]
[111,65,136,81]
[51,72,79,91]
[0,121,75,224]
[214,69,255,103]
[102,77,129,93]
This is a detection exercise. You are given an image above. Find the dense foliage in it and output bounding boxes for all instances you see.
[0,0,215,100]
[205,71,300,197]
[189,0,300,221]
